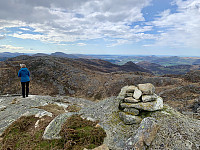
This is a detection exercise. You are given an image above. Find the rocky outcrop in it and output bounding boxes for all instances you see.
[125,117,159,150]
[0,94,200,150]
[118,83,163,125]
[0,95,94,137]
[79,96,200,150]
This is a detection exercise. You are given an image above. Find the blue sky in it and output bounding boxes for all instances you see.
[0,0,200,56]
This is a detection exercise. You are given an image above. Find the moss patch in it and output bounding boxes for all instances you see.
[36,104,66,116]
[60,115,106,150]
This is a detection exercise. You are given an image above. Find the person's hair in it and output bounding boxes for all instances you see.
[20,64,26,68]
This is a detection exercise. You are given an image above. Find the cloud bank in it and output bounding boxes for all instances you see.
[0,0,153,44]
[0,0,200,53]
[151,0,200,48]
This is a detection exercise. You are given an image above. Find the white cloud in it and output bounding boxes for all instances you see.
[0,45,37,52]
[0,0,153,46]
[107,39,130,47]
[151,0,200,48]
[0,35,6,40]
[0,45,23,52]
[19,27,31,31]
[77,43,86,46]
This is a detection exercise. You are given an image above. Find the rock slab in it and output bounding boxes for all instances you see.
[43,112,77,140]
[125,117,159,150]
[142,94,157,102]
[119,112,142,125]
[120,96,163,111]
[138,83,155,95]
[133,88,142,100]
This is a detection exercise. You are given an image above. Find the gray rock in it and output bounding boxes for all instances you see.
[117,86,129,100]
[120,96,163,111]
[126,86,137,93]
[142,94,157,102]
[117,95,125,101]
[35,111,53,118]
[0,95,90,137]
[124,97,140,103]
[0,105,6,111]
[197,107,200,113]
[119,112,142,125]
[125,117,159,150]
[43,112,77,140]
[1,95,200,150]
[133,88,142,100]
[138,83,155,95]
[123,108,140,116]
[117,86,137,98]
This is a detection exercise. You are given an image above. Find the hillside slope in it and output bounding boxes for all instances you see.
[0,56,154,100]
[0,95,199,150]
[0,55,199,119]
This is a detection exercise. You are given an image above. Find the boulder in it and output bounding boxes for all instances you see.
[120,97,163,111]
[123,108,140,116]
[142,94,157,102]
[126,86,137,93]
[117,86,129,100]
[138,83,155,95]
[125,117,159,150]
[133,88,142,100]
[124,97,140,103]
[119,112,142,125]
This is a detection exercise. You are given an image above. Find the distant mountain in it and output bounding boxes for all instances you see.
[32,53,49,57]
[137,61,199,75]
[75,59,151,73]
[0,52,26,57]
[51,52,79,58]
[72,54,95,59]
[96,55,200,66]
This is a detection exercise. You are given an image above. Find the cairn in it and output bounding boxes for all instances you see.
[117,83,163,125]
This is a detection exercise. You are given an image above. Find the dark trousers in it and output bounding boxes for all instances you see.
[21,81,29,98]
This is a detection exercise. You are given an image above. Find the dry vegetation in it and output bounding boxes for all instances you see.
[0,115,106,150]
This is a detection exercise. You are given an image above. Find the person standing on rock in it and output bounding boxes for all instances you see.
[18,64,30,98]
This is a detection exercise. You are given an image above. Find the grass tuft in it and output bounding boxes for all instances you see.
[60,115,106,150]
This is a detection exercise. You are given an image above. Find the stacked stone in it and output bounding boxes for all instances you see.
[117,83,163,125]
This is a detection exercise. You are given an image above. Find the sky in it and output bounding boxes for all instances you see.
[0,0,200,56]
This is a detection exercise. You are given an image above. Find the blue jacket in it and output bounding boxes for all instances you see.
[18,68,30,82]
